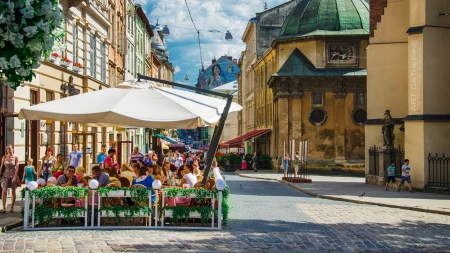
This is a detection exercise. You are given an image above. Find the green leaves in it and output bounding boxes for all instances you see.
[162,206,215,225]
[27,186,89,200]
[31,205,86,225]
[99,206,153,222]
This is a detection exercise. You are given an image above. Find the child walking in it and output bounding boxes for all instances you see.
[22,158,36,186]
[385,160,399,191]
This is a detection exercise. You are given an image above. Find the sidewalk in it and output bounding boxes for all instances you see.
[235,170,450,216]
[0,185,24,232]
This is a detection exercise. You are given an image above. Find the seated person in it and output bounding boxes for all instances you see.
[192,161,203,177]
[132,166,154,188]
[152,165,163,181]
[119,164,135,178]
[174,165,197,205]
[132,166,156,203]
[131,163,139,177]
[199,161,205,171]
[91,165,110,187]
[103,148,119,176]
[142,154,152,166]
[179,164,197,188]
[56,166,78,187]
[75,166,89,186]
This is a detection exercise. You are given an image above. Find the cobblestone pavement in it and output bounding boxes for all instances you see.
[1,174,449,252]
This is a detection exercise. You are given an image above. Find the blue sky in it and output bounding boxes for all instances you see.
[138,0,290,86]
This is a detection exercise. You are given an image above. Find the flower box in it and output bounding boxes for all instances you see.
[72,66,81,73]
[49,56,58,63]
[60,61,70,68]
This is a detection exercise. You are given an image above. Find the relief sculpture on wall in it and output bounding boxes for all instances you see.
[326,42,358,67]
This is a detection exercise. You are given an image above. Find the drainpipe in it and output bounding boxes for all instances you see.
[251,64,257,130]
[262,57,267,128]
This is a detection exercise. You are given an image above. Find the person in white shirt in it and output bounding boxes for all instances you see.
[179,164,197,188]
[174,153,183,169]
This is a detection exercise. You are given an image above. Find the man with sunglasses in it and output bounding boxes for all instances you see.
[56,166,78,187]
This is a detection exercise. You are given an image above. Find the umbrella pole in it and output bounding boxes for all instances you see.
[201,96,232,186]
[136,74,234,186]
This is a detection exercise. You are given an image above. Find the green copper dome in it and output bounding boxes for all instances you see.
[279,0,369,39]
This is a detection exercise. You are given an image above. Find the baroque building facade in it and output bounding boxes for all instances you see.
[239,0,369,169]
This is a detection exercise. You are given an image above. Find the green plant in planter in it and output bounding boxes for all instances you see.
[162,187,216,199]
[99,206,153,222]
[28,186,89,201]
[162,205,214,225]
[162,186,230,226]
[31,204,86,225]
[96,186,151,206]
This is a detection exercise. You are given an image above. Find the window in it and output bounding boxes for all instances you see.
[352,109,367,124]
[30,90,38,105]
[312,93,323,106]
[46,91,53,102]
[100,42,105,81]
[355,92,366,106]
[72,24,77,63]
[90,35,96,77]
[308,108,327,126]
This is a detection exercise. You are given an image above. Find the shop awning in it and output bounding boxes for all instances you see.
[221,128,271,146]
[156,133,178,144]
[169,143,185,148]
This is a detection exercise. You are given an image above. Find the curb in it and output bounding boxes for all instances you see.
[235,171,450,217]
[0,220,23,233]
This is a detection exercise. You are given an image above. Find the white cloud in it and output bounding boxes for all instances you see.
[174,65,181,73]
[143,0,292,85]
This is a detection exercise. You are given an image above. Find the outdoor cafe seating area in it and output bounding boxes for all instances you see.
[22,168,228,230]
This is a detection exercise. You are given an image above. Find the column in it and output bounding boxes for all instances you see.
[334,91,347,163]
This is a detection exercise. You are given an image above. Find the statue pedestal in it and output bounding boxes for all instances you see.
[377,149,392,186]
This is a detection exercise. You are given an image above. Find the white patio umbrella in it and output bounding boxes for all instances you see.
[18,80,242,129]
[211,80,238,95]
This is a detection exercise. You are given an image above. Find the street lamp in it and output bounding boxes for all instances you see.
[162,25,170,36]
[184,75,189,81]
[225,30,233,41]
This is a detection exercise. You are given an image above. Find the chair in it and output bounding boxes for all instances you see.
[118,177,131,187]
[109,177,121,187]
[129,184,151,226]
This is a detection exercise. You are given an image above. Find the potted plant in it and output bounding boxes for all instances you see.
[72,62,82,72]
[60,57,71,68]
[50,52,59,63]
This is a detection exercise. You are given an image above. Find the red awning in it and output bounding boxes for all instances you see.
[221,128,271,146]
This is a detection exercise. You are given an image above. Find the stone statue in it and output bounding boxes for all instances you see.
[382,110,395,149]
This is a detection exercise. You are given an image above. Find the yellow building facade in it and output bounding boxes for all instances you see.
[366,0,450,189]
[241,0,369,170]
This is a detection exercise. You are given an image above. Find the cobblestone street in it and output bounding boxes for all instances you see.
[1,173,449,252]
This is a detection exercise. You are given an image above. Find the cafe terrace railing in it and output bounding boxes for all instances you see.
[23,172,227,231]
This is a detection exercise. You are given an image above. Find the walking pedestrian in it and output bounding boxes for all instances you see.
[97,144,107,163]
[39,148,56,182]
[398,159,414,193]
[67,144,82,169]
[252,152,259,172]
[22,157,36,186]
[282,153,290,177]
[385,161,399,191]
[294,151,300,177]
[0,144,21,213]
